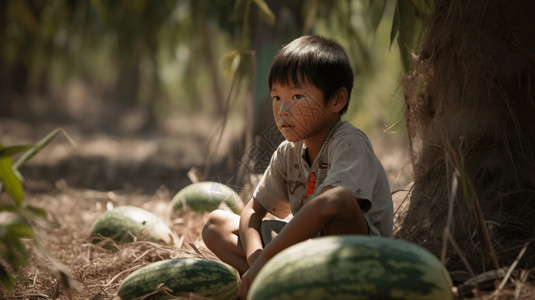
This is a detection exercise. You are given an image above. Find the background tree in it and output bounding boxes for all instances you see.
[398,0,535,273]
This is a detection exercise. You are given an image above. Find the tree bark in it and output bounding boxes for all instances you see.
[399,0,535,273]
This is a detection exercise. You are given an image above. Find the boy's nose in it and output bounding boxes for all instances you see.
[277,100,292,117]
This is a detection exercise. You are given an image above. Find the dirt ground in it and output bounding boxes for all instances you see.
[0,92,533,299]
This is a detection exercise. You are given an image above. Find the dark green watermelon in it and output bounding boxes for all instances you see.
[249,236,454,300]
[117,257,239,299]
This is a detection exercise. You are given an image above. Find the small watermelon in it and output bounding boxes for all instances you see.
[90,206,174,249]
[117,257,239,300]
[248,236,453,300]
[171,181,242,214]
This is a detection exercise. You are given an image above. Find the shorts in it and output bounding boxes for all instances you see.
[260,213,380,246]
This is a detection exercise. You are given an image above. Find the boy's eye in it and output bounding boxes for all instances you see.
[272,96,280,101]
[292,94,304,100]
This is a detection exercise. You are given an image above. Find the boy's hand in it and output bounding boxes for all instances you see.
[238,255,268,299]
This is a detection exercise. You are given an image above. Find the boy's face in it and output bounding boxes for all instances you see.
[271,81,335,143]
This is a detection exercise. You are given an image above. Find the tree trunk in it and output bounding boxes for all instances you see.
[398,0,535,273]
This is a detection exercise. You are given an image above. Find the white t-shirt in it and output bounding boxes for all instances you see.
[253,120,394,237]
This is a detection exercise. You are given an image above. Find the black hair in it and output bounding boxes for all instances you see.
[268,35,354,115]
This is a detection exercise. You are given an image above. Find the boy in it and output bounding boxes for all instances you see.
[202,35,393,298]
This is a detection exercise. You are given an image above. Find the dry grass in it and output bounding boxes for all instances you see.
[1,115,534,299]
[2,182,214,299]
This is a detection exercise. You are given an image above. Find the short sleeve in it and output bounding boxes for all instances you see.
[315,134,378,213]
[252,143,292,219]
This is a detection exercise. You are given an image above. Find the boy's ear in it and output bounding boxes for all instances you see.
[330,87,348,113]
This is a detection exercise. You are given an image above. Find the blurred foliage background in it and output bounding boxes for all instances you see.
[0,1,418,290]
[0,0,406,135]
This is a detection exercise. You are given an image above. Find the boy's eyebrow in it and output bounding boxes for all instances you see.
[270,84,305,91]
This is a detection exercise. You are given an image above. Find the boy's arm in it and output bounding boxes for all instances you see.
[238,197,268,266]
[239,185,365,298]
[262,185,363,261]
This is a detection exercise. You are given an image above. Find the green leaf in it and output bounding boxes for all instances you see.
[0,154,24,204]
[0,145,34,158]
[223,50,241,80]
[1,234,29,271]
[390,1,400,48]
[6,218,34,238]
[389,0,429,72]
[0,205,46,223]
[411,0,432,17]
[367,0,387,32]
[0,204,18,213]
[397,0,417,72]
[12,128,63,170]
[22,205,48,220]
[253,0,276,26]
[0,266,15,291]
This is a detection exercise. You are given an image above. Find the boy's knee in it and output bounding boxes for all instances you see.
[316,187,358,218]
[204,209,234,229]
[202,209,233,246]
[202,210,221,242]
[315,187,368,235]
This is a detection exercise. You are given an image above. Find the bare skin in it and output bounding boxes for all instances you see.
[271,81,346,163]
[202,209,250,274]
[203,185,368,298]
[203,82,369,299]
[238,185,367,298]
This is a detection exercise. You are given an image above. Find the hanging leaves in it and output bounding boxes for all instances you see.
[390,0,432,72]
[253,0,276,26]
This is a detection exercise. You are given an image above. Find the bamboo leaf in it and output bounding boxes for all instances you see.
[12,128,74,170]
[390,1,400,48]
[0,154,24,204]
[0,204,48,220]
[223,50,240,80]
[411,0,432,17]
[368,0,387,32]
[397,0,418,72]
[0,145,34,158]
[0,266,15,291]
[2,235,29,271]
[253,0,276,26]
[12,129,61,170]
[0,204,18,213]
[22,205,48,219]
[7,218,34,239]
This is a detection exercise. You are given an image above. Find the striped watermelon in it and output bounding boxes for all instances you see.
[172,181,242,214]
[117,257,239,299]
[90,206,174,249]
[248,236,453,300]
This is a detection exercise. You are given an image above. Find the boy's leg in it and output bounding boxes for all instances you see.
[260,219,288,246]
[320,187,369,236]
[202,209,249,274]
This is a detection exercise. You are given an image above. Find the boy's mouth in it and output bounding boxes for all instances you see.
[280,123,294,129]
[278,119,292,127]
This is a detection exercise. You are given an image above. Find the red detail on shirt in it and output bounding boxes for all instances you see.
[304,171,317,197]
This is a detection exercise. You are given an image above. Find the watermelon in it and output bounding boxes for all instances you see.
[90,206,174,249]
[117,257,239,300]
[171,181,242,214]
[248,236,453,300]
